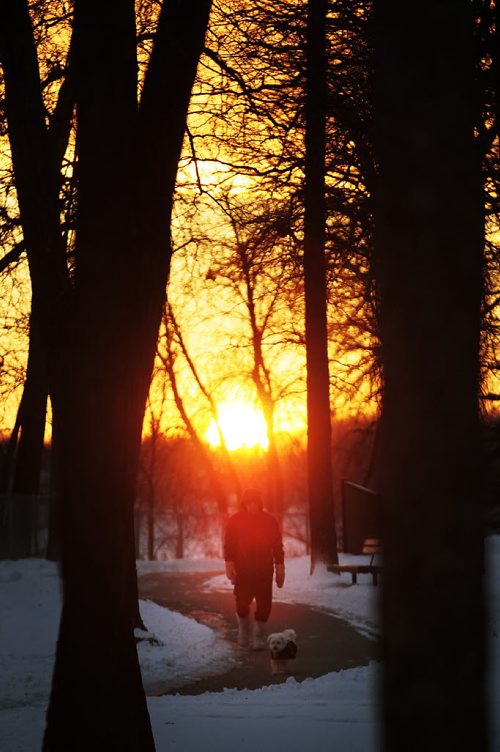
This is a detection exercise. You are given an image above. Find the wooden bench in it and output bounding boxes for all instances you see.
[328,538,383,585]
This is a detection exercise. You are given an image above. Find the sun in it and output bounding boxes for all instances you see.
[205,400,269,451]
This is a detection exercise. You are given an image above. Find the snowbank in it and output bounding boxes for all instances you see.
[1,537,499,751]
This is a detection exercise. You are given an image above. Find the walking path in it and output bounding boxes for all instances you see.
[138,571,379,696]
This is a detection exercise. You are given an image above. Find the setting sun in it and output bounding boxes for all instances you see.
[205,400,269,451]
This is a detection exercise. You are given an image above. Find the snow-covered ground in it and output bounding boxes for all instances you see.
[1,539,499,751]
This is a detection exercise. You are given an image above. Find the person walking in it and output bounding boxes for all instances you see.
[224,487,285,649]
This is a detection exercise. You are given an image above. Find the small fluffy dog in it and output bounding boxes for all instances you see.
[267,628,298,675]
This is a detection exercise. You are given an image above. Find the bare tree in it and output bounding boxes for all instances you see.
[158,307,232,533]
[163,301,241,501]
[0,1,74,560]
[187,192,304,514]
[1,0,212,747]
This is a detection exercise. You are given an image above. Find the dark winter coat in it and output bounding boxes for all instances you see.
[275,640,298,660]
[224,509,284,579]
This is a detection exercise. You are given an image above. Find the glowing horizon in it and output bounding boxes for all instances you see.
[205,399,269,451]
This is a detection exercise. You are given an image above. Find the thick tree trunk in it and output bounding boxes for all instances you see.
[0,0,75,562]
[304,0,338,570]
[373,2,486,749]
[43,1,212,747]
[265,433,284,518]
[43,2,155,747]
[0,0,70,563]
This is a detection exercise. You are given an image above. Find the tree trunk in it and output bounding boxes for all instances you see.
[147,479,156,562]
[45,414,62,562]
[0,0,71,565]
[494,0,500,153]
[1,297,48,504]
[43,1,155,747]
[265,433,284,518]
[12,311,48,499]
[42,1,212,747]
[175,508,185,560]
[10,295,49,557]
[304,0,338,570]
[373,2,486,749]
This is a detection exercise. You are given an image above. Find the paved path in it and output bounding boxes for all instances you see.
[138,571,379,696]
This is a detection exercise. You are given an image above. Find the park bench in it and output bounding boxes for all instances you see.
[328,480,383,585]
[328,537,383,585]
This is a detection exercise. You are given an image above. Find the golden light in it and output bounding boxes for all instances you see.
[205,400,269,451]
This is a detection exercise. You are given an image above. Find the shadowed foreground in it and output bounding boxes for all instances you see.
[138,571,379,696]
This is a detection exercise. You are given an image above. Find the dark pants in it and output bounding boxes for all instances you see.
[234,574,273,622]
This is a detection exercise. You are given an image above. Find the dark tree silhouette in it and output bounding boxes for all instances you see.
[0,1,73,559]
[373,1,487,749]
[1,0,212,747]
[46,0,212,747]
[304,0,338,570]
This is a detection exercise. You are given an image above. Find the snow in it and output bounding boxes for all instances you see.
[1,539,499,751]
[136,600,235,695]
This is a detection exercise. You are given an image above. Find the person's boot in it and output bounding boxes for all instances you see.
[236,614,251,647]
[252,620,267,650]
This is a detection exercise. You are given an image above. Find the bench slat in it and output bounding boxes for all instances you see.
[328,563,383,586]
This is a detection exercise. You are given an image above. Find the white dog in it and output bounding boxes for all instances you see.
[267,628,297,675]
